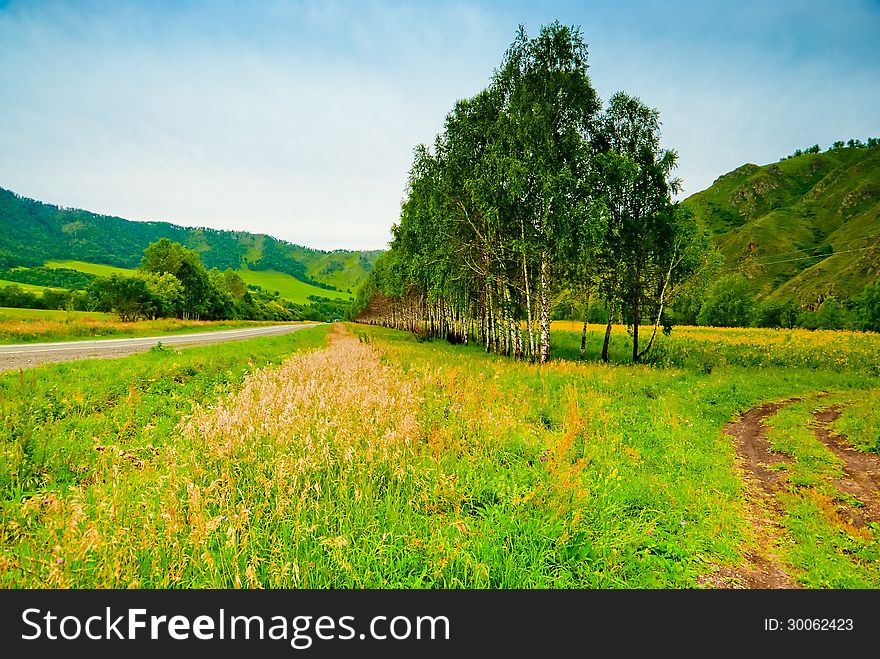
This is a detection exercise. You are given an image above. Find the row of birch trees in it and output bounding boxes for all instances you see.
[353,22,707,363]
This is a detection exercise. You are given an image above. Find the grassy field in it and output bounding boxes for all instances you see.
[0,307,286,344]
[1,321,877,588]
[551,321,880,373]
[236,268,352,304]
[304,251,375,293]
[0,307,112,321]
[44,260,135,277]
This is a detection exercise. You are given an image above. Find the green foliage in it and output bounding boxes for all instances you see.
[143,271,184,318]
[805,296,852,330]
[88,274,157,322]
[696,274,755,327]
[592,94,706,360]
[354,22,705,364]
[0,283,92,312]
[0,284,42,309]
[753,298,799,329]
[0,266,95,290]
[855,281,880,332]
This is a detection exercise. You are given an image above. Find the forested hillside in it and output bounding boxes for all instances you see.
[0,187,381,292]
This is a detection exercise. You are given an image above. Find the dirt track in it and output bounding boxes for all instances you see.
[702,397,880,589]
[0,323,316,372]
[707,400,801,589]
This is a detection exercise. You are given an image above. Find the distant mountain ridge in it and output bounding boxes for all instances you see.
[682,144,880,307]
[0,187,382,293]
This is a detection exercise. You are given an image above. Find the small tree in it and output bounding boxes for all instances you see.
[90,275,157,322]
[143,272,184,318]
[854,282,880,332]
[813,296,851,330]
[753,298,799,329]
[141,238,214,320]
[593,93,703,361]
[697,274,755,327]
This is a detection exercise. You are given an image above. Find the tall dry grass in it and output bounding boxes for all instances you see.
[4,324,424,587]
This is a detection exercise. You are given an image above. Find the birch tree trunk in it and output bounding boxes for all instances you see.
[539,252,551,364]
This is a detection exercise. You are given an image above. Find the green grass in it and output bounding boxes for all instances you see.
[0,307,112,321]
[44,260,135,277]
[236,268,352,304]
[0,324,330,495]
[765,398,880,587]
[3,322,877,588]
[832,388,880,454]
[0,325,331,586]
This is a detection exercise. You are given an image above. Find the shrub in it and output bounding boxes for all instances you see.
[696,274,755,327]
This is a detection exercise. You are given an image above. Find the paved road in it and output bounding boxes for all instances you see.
[0,323,317,372]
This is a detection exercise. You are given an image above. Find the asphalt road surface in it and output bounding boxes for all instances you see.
[0,323,317,372]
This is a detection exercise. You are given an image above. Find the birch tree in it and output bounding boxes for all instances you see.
[594,92,704,361]
[492,22,601,362]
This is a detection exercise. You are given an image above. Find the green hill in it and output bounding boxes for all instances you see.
[0,186,382,295]
[683,144,880,307]
[234,268,354,305]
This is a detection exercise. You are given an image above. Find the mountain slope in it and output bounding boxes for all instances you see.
[0,187,382,293]
[683,145,880,307]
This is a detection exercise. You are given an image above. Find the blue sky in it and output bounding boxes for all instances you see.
[1,1,878,250]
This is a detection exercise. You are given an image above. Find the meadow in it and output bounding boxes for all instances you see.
[0,322,877,588]
[44,260,135,277]
[550,321,880,373]
[235,268,352,304]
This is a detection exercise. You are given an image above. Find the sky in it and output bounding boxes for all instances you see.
[1,1,878,251]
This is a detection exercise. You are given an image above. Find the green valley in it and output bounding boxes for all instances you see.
[0,187,381,296]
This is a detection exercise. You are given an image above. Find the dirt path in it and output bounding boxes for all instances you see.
[703,398,880,589]
[701,400,801,589]
[812,407,880,527]
[0,323,315,372]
